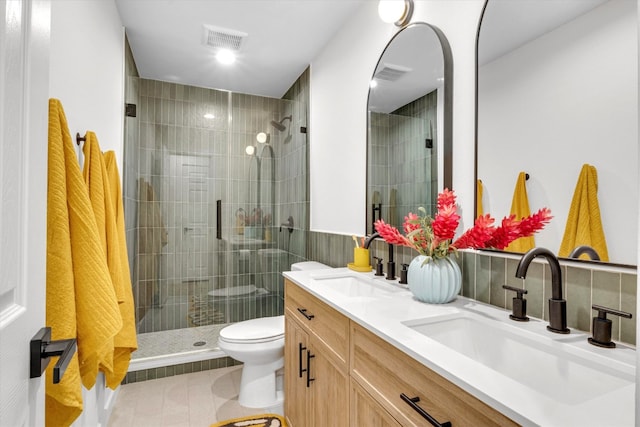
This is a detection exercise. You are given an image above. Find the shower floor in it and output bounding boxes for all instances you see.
[131,323,229,371]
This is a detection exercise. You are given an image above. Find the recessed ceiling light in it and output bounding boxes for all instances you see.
[369,80,378,88]
[204,113,215,119]
[216,49,236,65]
[245,145,255,155]
[256,132,267,143]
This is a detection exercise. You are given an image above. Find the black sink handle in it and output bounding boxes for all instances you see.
[503,285,529,322]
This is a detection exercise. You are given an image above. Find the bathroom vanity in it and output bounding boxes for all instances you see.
[283,268,636,426]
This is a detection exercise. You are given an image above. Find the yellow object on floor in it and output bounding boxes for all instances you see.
[505,172,535,253]
[558,164,609,261]
[210,413,288,427]
[46,99,121,426]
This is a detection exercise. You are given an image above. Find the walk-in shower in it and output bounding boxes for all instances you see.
[122,76,309,378]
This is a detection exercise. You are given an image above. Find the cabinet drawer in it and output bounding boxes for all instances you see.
[350,323,518,427]
[285,279,349,365]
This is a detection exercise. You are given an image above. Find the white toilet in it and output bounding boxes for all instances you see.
[217,260,331,409]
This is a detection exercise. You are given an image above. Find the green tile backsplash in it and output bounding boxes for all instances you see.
[306,232,637,345]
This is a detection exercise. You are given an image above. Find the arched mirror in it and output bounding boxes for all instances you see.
[476,0,637,266]
[367,23,453,234]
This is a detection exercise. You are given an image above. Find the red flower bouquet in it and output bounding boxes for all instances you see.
[374,189,552,262]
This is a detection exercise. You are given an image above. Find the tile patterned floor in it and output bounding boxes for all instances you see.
[108,366,273,427]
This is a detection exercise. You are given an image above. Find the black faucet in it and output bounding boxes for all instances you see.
[568,245,601,261]
[515,247,570,334]
[363,233,396,280]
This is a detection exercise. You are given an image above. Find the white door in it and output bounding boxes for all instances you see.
[0,0,50,426]
[166,155,212,283]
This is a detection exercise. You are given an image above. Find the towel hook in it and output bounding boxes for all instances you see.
[76,132,86,146]
[525,173,530,180]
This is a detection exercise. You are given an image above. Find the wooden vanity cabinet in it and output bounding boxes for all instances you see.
[351,378,402,427]
[284,280,518,426]
[284,279,350,427]
[350,322,519,427]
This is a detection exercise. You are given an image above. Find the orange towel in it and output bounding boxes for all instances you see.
[46,99,121,427]
[558,164,609,261]
[104,151,138,388]
[505,172,535,253]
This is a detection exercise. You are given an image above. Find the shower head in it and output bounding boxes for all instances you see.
[270,115,292,132]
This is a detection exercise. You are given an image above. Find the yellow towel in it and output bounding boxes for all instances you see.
[558,164,609,261]
[104,151,138,388]
[505,172,535,253]
[46,99,122,426]
[476,179,484,218]
[83,133,126,304]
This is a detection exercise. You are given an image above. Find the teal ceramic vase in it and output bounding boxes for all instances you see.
[407,255,461,303]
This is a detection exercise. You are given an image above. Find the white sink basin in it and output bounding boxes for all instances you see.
[310,272,407,298]
[402,311,635,405]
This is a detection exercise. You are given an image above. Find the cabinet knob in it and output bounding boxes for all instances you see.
[298,343,306,378]
[297,307,314,320]
[400,393,452,427]
[306,351,315,388]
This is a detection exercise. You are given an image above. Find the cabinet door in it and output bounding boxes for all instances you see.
[285,314,310,427]
[308,340,350,427]
[351,379,402,427]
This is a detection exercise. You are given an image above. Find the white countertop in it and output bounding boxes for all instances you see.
[283,267,636,427]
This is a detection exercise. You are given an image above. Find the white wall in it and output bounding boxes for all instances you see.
[49,1,125,425]
[49,0,125,168]
[310,0,484,235]
[478,1,637,265]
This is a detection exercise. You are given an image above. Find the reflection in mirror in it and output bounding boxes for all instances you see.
[247,143,275,238]
[367,23,452,234]
[476,0,637,266]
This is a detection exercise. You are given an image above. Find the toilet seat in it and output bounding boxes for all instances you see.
[219,315,284,344]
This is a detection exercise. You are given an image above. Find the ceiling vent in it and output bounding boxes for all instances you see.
[203,25,247,51]
[374,63,412,82]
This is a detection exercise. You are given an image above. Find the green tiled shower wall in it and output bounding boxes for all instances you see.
[308,231,637,346]
[367,91,438,232]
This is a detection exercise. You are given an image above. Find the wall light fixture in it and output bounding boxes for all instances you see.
[378,0,414,27]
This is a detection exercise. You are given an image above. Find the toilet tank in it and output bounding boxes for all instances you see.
[291,261,331,271]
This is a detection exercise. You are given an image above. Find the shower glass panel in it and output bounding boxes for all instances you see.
[126,79,303,361]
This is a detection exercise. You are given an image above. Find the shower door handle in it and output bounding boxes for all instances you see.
[216,200,222,239]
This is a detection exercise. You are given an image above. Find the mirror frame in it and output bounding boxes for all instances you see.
[473,0,636,269]
[366,22,454,234]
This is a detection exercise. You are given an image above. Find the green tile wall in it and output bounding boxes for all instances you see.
[307,232,637,345]
[122,356,240,385]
